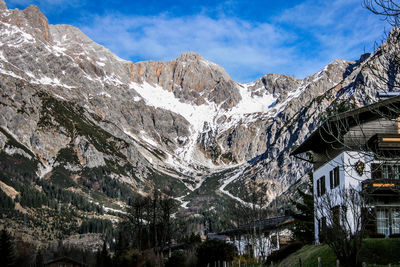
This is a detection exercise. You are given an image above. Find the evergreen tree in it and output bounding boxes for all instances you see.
[114,229,129,262]
[0,229,16,267]
[196,239,237,267]
[35,250,44,267]
[95,241,111,267]
[0,190,14,210]
[291,172,314,244]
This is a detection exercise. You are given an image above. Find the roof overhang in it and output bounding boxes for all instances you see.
[291,95,400,156]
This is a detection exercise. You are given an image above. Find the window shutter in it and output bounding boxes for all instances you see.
[334,167,340,187]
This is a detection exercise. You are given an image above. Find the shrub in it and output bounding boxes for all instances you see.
[368,233,386,238]
[359,238,400,265]
[196,239,237,267]
[113,248,142,267]
[267,242,303,264]
[165,250,186,267]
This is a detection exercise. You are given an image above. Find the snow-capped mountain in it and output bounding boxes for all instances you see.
[0,0,397,219]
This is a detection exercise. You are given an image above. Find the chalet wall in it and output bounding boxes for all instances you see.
[313,151,372,242]
[344,118,398,148]
[313,152,345,242]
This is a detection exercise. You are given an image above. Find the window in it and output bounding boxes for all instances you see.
[375,208,400,236]
[371,163,400,180]
[383,165,392,179]
[377,209,390,236]
[330,167,340,189]
[376,208,400,236]
[334,167,340,187]
[317,176,326,197]
[393,209,400,234]
[394,166,400,180]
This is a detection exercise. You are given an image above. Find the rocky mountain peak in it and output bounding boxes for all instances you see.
[0,0,6,10]
[174,52,230,78]
[129,52,241,109]
[249,73,301,98]
[22,5,50,41]
[176,51,204,61]
[0,2,50,42]
[0,0,398,230]
[388,26,400,39]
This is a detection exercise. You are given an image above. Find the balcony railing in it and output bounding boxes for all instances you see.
[361,179,400,195]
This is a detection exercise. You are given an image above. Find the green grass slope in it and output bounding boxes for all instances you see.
[276,238,400,267]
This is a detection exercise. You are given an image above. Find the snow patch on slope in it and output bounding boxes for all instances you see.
[0,22,36,46]
[219,166,266,209]
[128,81,280,167]
[232,83,276,115]
[130,82,217,134]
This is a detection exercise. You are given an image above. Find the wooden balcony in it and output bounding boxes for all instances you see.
[361,179,400,196]
[368,134,400,155]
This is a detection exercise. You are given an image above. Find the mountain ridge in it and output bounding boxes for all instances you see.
[0,0,397,238]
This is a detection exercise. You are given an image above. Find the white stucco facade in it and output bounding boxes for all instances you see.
[313,151,372,242]
[231,228,292,258]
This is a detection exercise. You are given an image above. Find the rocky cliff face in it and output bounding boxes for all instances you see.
[0,0,398,220]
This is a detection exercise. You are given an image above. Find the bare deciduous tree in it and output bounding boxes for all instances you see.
[315,187,372,267]
[364,0,400,26]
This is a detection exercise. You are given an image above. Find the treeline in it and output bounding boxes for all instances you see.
[38,179,102,213]
[0,169,101,213]
[98,234,237,267]
[15,185,47,208]
[0,189,14,210]
[80,165,138,202]
[118,191,178,251]
[111,190,180,266]
[0,145,135,213]
[79,218,114,241]
[0,229,46,267]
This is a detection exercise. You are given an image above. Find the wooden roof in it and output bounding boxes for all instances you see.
[218,215,294,236]
[291,95,400,155]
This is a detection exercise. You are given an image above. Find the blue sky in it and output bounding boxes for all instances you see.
[6,0,391,82]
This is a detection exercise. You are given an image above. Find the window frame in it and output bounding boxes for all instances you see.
[317,176,326,197]
[372,163,400,180]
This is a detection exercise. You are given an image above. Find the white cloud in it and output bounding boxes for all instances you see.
[272,0,389,76]
[7,0,389,82]
[278,0,362,27]
[79,14,301,82]
[78,0,389,82]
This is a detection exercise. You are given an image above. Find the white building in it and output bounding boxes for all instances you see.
[292,96,400,242]
[219,216,294,259]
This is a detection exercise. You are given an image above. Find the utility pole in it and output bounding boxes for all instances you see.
[118,188,121,206]
[58,200,62,215]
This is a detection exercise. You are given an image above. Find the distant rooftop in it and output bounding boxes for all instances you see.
[377,91,400,98]
[218,215,294,236]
